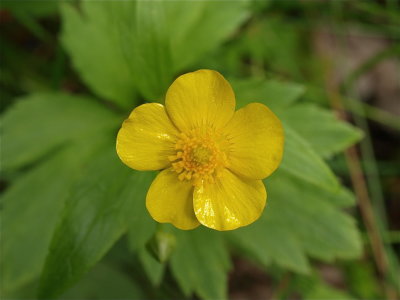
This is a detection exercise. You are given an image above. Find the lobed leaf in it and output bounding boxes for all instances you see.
[138,248,165,287]
[269,171,362,261]
[167,0,250,71]
[37,144,153,299]
[61,2,138,108]
[229,219,311,273]
[170,228,231,300]
[61,0,249,104]
[281,104,363,158]
[60,263,146,299]
[306,280,355,300]
[232,77,305,110]
[280,123,339,191]
[290,272,356,300]
[230,170,362,273]
[1,92,119,171]
[0,141,105,293]
[128,215,157,253]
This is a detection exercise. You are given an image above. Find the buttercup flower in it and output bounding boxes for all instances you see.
[116,70,284,231]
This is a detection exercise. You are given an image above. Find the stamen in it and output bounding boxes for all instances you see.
[170,129,227,186]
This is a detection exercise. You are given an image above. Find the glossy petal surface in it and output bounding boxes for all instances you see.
[165,69,235,132]
[116,103,179,171]
[193,169,266,231]
[224,103,284,179]
[146,169,200,230]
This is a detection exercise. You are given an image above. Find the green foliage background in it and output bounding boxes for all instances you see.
[1,0,399,299]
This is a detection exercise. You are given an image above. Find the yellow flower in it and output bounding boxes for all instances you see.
[116,70,284,231]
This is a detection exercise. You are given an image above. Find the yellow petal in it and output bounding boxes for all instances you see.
[224,103,284,179]
[193,169,266,231]
[165,69,235,132]
[116,103,179,171]
[146,168,200,230]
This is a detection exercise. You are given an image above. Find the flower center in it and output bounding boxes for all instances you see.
[192,146,212,165]
[169,129,227,186]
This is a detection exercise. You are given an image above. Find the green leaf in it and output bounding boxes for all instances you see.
[38,144,152,299]
[1,92,119,171]
[269,171,362,261]
[231,78,305,110]
[231,170,362,273]
[60,263,146,299]
[62,0,249,103]
[116,0,173,100]
[345,261,381,299]
[230,219,311,273]
[306,280,355,300]
[118,0,250,100]
[0,0,57,17]
[291,272,356,300]
[124,171,168,287]
[239,17,305,80]
[281,104,363,158]
[167,0,250,71]
[128,215,156,253]
[0,141,104,293]
[126,171,157,253]
[323,186,356,208]
[138,248,165,287]
[61,2,138,108]
[280,123,339,191]
[170,228,231,300]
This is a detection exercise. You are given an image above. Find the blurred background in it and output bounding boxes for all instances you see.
[1,0,399,299]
